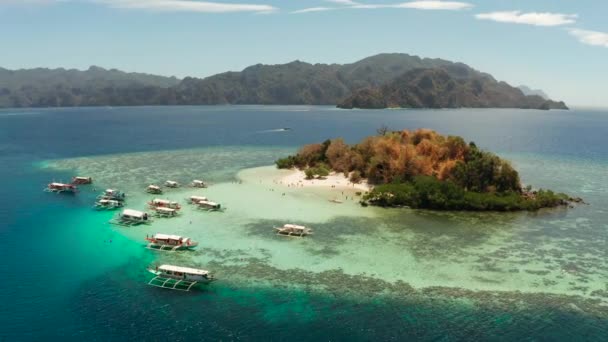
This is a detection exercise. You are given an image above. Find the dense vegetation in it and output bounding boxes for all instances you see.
[337,67,568,110]
[1,53,567,109]
[276,129,571,211]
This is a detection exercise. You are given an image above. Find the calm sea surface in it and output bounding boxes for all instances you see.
[0,106,607,341]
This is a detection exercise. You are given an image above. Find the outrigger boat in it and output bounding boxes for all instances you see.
[146,185,163,194]
[45,182,77,194]
[165,180,180,188]
[147,264,214,291]
[148,198,181,210]
[110,209,151,226]
[275,224,313,237]
[153,206,179,218]
[71,176,93,185]
[198,200,223,212]
[97,189,126,202]
[145,234,198,251]
[187,195,208,205]
[94,199,124,210]
[191,180,207,188]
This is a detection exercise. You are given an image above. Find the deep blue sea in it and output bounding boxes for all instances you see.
[0,106,607,341]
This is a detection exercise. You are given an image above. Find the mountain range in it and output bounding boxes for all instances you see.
[0,54,567,110]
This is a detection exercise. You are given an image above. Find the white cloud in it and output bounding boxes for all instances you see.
[394,1,472,10]
[294,1,473,14]
[95,0,277,14]
[292,6,335,14]
[475,11,577,27]
[324,0,359,5]
[569,28,608,48]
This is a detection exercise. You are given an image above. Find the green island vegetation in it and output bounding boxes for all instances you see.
[276,128,580,211]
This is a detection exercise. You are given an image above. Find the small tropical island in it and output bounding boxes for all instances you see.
[276,129,580,211]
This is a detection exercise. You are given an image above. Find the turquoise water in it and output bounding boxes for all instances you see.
[0,106,607,340]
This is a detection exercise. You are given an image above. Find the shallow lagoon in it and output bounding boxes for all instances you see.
[2,106,607,340]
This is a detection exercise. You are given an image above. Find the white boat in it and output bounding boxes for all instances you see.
[145,233,198,251]
[94,199,124,210]
[188,195,208,204]
[165,180,179,188]
[198,200,223,211]
[97,189,126,201]
[153,206,179,218]
[148,198,181,209]
[111,209,151,226]
[274,224,313,237]
[146,185,163,194]
[44,182,77,194]
[191,180,207,188]
[147,264,214,291]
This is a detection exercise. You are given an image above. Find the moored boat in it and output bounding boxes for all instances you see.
[148,198,181,210]
[71,176,93,185]
[188,195,208,204]
[110,209,151,226]
[146,185,163,194]
[45,182,77,194]
[94,199,124,210]
[145,233,198,251]
[275,223,313,237]
[97,189,126,201]
[165,180,179,188]
[191,179,207,188]
[147,264,214,291]
[198,200,223,212]
[153,206,179,218]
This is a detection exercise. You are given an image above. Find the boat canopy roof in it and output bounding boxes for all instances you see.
[105,189,115,193]
[199,200,219,206]
[99,199,119,204]
[190,196,208,201]
[50,182,72,187]
[193,180,204,184]
[159,265,208,276]
[154,233,183,240]
[122,209,145,218]
[284,224,306,230]
[148,185,161,189]
[74,176,90,180]
[165,181,178,185]
[156,207,176,212]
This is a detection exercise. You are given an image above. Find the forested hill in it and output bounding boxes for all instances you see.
[0,66,180,108]
[0,54,567,109]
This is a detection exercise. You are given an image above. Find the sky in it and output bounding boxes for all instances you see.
[0,0,607,107]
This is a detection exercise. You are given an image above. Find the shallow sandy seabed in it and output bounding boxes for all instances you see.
[45,147,608,308]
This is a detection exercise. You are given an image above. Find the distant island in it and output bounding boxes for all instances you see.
[275,129,579,211]
[1,53,567,110]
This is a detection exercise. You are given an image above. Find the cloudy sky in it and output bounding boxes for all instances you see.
[1,0,606,107]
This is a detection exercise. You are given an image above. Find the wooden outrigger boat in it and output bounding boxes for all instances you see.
[153,206,179,218]
[146,185,163,194]
[197,200,223,212]
[165,180,180,188]
[147,264,214,291]
[275,224,313,237]
[148,198,181,210]
[71,176,93,185]
[97,189,126,202]
[191,179,207,188]
[187,195,208,205]
[94,199,124,210]
[110,209,151,226]
[145,233,198,251]
[44,182,77,194]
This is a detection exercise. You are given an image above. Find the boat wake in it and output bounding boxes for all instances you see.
[256,128,292,133]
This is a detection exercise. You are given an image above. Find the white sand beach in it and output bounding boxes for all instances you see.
[276,169,371,192]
